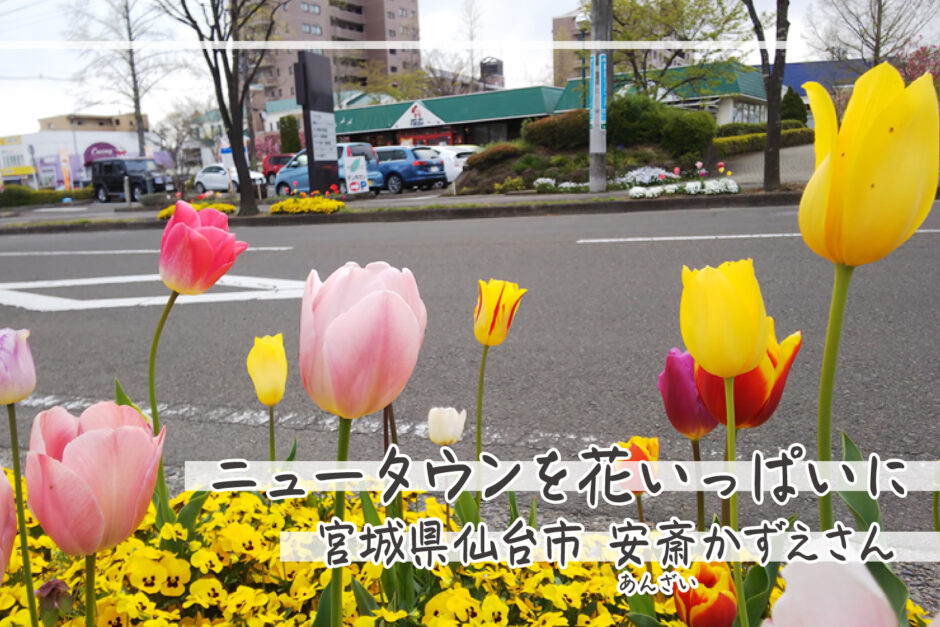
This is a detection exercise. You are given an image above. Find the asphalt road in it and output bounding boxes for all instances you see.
[1,202,938,606]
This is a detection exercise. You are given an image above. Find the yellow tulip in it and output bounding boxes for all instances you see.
[246,334,288,406]
[473,279,527,346]
[800,63,938,267]
[680,259,769,379]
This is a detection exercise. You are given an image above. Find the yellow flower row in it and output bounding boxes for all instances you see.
[269,197,345,215]
[158,203,237,220]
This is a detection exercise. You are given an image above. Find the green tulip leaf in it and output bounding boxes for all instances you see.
[528,496,538,529]
[312,580,333,627]
[114,378,145,418]
[838,432,908,626]
[285,438,298,462]
[177,490,210,536]
[508,490,521,522]
[626,612,662,627]
[351,579,378,616]
[454,491,480,526]
[628,590,656,617]
[359,491,399,602]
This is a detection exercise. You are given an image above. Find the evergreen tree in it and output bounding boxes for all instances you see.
[780,86,808,124]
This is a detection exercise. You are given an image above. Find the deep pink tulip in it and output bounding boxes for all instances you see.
[0,328,36,405]
[657,348,718,441]
[159,201,248,295]
[0,473,14,577]
[300,261,427,419]
[26,402,165,556]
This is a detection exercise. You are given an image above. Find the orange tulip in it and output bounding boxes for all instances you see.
[695,319,802,430]
[675,562,737,627]
[615,436,660,495]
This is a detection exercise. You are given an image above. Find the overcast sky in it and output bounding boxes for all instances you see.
[0,0,932,137]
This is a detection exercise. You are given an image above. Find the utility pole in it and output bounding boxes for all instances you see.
[589,0,612,193]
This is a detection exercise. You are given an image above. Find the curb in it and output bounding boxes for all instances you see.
[0,191,804,236]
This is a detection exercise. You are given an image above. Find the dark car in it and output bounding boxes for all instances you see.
[374,146,446,194]
[91,157,171,202]
[262,153,295,185]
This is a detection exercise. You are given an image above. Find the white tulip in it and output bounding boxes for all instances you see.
[427,407,466,446]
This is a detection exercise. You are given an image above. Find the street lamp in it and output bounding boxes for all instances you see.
[576,13,591,108]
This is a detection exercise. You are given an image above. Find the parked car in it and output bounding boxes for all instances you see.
[91,157,172,203]
[262,153,295,185]
[430,144,481,184]
[374,145,447,194]
[273,143,384,196]
[193,164,266,193]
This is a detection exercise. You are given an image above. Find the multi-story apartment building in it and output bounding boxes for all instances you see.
[251,0,421,130]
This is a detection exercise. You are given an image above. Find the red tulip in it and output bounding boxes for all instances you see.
[675,562,737,627]
[659,173,667,180]
[300,262,427,419]
[658,348,718,441]
[26,402,165,556]
[695,319,802,429]
[159,201,248,295]
[0,474,14,577]
[674,166,681,175]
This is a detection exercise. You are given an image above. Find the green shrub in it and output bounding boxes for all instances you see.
[713,127,815,157]
[608,95,669,148]
[0,184,93,208]
[279,116,301,153]
[493,176,525,193]
[549,154,569,168]
[140,192,175,207]
[464,143,525,170]
[516,152,550,172]
[781,86,808,123]
[716,119,804,137]
[662,110,717,157]
[521,110,589,150]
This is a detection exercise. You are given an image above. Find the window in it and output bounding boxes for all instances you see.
[387,10,394,18]
[289,65,293,74]
[388,29,396,37]
[276,68,280,76]
[279,88,283,97]
[399,7,407,16]
[290,87,295,95]
[391,66,398,72]
[311,24,322,34]
[301,1,308,10]
[390,48,396,54]
[310,3,320,13]
[411,10,415,16]
[301,23,310,33]
[400,24,406,33]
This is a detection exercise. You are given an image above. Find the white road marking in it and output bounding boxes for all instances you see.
[577,228,940,244]
[0,246,292,257]
[0,274,304,312]
[34,207,87,213]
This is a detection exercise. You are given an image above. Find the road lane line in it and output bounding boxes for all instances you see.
[577,229,940,244]
[0,246,293,257]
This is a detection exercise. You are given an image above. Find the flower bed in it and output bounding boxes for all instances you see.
[269,196,345,215]
[158,202,237,220]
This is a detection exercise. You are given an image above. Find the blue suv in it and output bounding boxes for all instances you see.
[273,142,384,196]
[374,146,447,194]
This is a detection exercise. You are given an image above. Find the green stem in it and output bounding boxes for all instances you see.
[386,403,399,446]
[636,493,645,524]
[148,291,178,523]
[331,418,352,627]
[7,404,38,627]
[691,438,705,532]
[268,405,276,462]
[817,263,854,532]
[724,377,748,627]
[85,553,95,627]
[475,345,489,507]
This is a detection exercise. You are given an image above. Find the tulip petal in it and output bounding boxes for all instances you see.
[839,72,939,266]
[197,208,230,230]
[771,562,896,627]
[78,401,151,435]
[159,222,214,295]
[0,474,16,577]
[26,452,104,556]
[749,331,802,428]
[802,82,837,169]
[798,153,835,263]
[29,407,79,462]
[60,426,164,551]
[320,290,422,419]
[838,63,906,160]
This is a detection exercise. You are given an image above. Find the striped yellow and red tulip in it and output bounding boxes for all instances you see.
[473,279,526,347]
[675,561,738,627]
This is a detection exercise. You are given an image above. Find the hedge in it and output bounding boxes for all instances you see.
[716,119,805,137]
[464,143,525,170]
[0,184,94,208]
[521,110,589,151]
[713,127,815,157]
[661,110,717,157]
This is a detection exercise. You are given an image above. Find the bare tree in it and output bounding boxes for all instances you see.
[66,0,176,155]
[741,0,790,191]
[462,0,482,88]
[805,0,935,66]
[153,99,203,194]
[156,0,288,216]
[424,50,472,96]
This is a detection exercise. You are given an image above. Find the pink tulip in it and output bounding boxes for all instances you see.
[658,348,718,441]
[159,201,248,295]
[26,402,165,556]
[695,161,704,169]
[673,166,681,175]
[0,474,14,577]
[0,328,36,405]
[765,563,896,627]
[300,262,427,419]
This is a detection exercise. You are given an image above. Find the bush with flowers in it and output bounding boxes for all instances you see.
[0,65,938,627]
[158,202,237,220]
[269,196,345,215]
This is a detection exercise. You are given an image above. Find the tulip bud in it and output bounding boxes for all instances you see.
[246,334,288,407]
[675,562,737,627]
[427,407,466,446]
[0,328,36,405]
[658,348,718,441]
[474,279,526,347]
